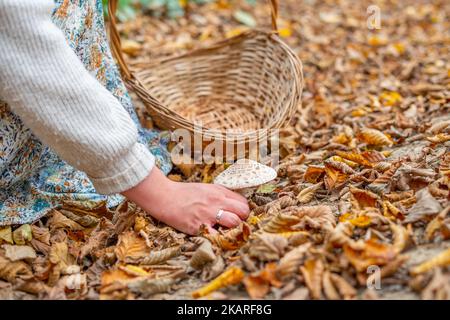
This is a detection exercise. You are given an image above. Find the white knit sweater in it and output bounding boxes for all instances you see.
[0,0,155,194]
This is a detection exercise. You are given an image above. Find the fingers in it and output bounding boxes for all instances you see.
[215,185,248,204]
[222,198,250,220]
[217,210,242,228]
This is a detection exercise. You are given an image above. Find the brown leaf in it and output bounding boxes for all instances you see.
[350,186,380,209]
[297,182,323,204]
[243,270,271,299]
[330,273,357,300]
[3,245,36,261]
[300,259,324,300]
[343,239,397,272]
[115,231,149,262]
[277,243,311,279]
[404,188,443,223]
[48,210,84,231]
[0,256,32,283]
[322,270,340,300]
[304,166,326,183]
[357,128,393,146]
[206,223,251,250]
[0,226,13,244]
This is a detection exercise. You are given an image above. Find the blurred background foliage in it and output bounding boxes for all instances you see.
[102,0,257,21]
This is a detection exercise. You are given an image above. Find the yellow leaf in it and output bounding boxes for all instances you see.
[339,213,372,228]
[215,0,231,9]
[382,201,404,220]
[427,133,450,143]
[381,150,392,157]
[330,155,360,168]
[351,106,371,117]
[380,91,402,106]
[357,128,393,146]
[121,265,150,277]
[332,133,351,145]
[13,224,32,245]
[392,42,405,54]
[247,215,261,225]
[121,40,142,57]
[278,27,292,38]
[226,27,248,38]
[410,248,450,275]
[367,34,388,46]
[0,226,13,244]
[335,151,374,167]
[192,266,244,298]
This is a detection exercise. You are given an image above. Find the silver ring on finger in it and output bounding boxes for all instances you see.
[216,209,225,223]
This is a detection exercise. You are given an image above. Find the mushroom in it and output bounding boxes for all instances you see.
[213,159,278,197]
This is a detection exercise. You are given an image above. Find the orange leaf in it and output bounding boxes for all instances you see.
[324,164,347,190]
[300,259,324,299]
[206,223,251,250]
[243,263,280,299]
[350,186,380,209]
[114,231,149,262]
[343,239,397,272]
[335,151,374,167]
[304,166,326,183]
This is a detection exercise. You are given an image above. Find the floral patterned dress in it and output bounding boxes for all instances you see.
[0,0,172,225]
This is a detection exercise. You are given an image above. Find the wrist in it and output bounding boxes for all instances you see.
[121,167,175,210]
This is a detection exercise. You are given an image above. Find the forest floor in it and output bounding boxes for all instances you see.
[0,0,449,300]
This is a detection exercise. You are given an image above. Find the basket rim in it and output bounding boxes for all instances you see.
[127,30,304,139]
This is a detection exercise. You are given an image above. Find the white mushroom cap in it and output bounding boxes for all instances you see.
[214,159,277,190]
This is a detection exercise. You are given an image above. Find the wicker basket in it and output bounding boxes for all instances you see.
[108,0,303,155]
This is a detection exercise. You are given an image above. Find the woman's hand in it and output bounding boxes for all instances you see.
[121,167,250,235]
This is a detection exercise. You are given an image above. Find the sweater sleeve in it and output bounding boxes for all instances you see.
[0,0,155,195]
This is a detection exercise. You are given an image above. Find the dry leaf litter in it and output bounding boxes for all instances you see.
[0,0,449,300]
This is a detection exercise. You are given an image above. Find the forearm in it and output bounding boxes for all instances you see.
[0,0,154,194]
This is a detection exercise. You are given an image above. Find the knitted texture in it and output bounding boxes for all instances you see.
[0,0,155,194]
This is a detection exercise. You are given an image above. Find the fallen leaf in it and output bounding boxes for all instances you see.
[13,224,32,245]
[410,248,450,275]
[404,188,443,223]
[3,245,36,261]
[115,231,149,262]
[343,239,397,272]
[300,259,324,300]
[192,266,245,298]
[0,226,13,244]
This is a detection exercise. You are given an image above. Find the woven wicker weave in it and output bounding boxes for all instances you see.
[108,0,303,154]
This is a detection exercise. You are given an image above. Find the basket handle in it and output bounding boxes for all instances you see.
[108,0,132,80]
[269,0,279,32]
[107,0,280,79]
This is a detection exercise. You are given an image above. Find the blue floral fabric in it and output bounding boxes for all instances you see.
[0,0,172,225]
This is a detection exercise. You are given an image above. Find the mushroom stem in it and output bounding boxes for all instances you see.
[236,187,255,198]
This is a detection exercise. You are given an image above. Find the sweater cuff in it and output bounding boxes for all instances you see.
[90,143,155,195]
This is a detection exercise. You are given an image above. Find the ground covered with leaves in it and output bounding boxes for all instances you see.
[0,0,449,300]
